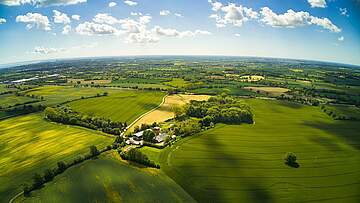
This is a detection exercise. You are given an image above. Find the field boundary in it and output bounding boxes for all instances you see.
[121,93,168,136]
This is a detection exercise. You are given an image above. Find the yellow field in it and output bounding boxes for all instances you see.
[129,94,210,131]
[240,75,265,82]
[245,86,289,96]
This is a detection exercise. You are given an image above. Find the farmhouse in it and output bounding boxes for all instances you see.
[133,131,144,141]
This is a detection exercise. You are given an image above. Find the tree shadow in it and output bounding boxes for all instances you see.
[285,161,300,168]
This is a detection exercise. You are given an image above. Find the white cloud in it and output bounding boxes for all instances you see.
[71,15,80,21]
[0,0,86,7]
[208,0,222,12]
[338,36,344,41]
[93,13,119,25]
[340,8,349,17]
[75,22,120,35]
[260,7,341,33]
[308,0,326,8]
[16,13,51,31]
[33,46,65,54]
[174,13,183,18]
[62,25,71,34]
[124,0,137,6]
[0,18,6,24]
[130,12,142,16]
[152,26,211,38]
[53,10,71,24]
[160,10,171,16]
[208,2,258,27]
[108,1,116,7]
[235,33,240,37]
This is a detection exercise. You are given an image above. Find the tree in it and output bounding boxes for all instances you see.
[89,145,100,157]
[143,130,156,142]
[284,152,299,168]
[32,173,44,189]
[43,169,54,182]
[57,161,67,173]
[23,183,31,196]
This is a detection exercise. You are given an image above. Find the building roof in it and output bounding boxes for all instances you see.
[134,131,144,137]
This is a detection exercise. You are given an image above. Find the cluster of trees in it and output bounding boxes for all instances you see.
[277,94,320,106]
[1,104,45,116]
[320,105,359,121]
[185,95,254,126]
[119,148,160,168]
[44,107,126,135]
[133,122,158,133]
[173,119,202,137]
[23,145,108,196]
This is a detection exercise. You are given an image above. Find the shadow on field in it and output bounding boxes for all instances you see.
[170,132,273,202]
[304,120,360,150]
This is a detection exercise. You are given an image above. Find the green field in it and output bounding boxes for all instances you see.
[158,99,360,202]
[323,104,360,120]
[19,152,195,203]
[23,86,113,106]
[164,78,194,88]
[0,114,113,202]
[138,146,162,164]
[0,94,38,108]
[68,90,166,123]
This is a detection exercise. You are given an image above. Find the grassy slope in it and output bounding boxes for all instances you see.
[0,94,37,107]
[159,99,360,203]
[68,90,165,123]
[20,152,195,203]
[0,114,113,202]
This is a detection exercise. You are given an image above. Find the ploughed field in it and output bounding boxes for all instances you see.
[159,99,360,202]
[19,152,195,203]
[68,90,165,124]
[0,114,113,202]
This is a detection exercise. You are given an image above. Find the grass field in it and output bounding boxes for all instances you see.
[19,152,195,203]
[164,78,193,88]
[129,94,210,132]
[244,87,290,96]
[158,99,360,202]
[0,94,38,108]
[191,87,257,96]
[324,104,360,120]
[0,114,113,202]
[23,86,113,106]
[138,146,162,164]
[68,90,166,124]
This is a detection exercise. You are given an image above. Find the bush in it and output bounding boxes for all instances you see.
[143,130,156,142]
[32,173,44,189]
[23,183,31,196]
[43,169,54,182]
[284,152,299,168]
[57,161,67,173]
[89,145,100,157]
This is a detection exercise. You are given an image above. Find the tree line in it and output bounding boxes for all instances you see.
[119,148,160,168]
[44,106,127,135]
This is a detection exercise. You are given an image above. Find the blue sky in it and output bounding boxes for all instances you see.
[0,0,359,65]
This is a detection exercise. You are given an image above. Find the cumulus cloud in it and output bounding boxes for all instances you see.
[235,33,240,37]
[308,0,326,8]
[340,8,349,17]
[16,13,51,31]
[0,0,86,7]
[0,18,6,24]
[93,13,119,25]
[208,1,258,27]
[124,0,137,6]
[160,10,171,16]
[75,22,120,35]
[33,46,65,54]
[260,7,341,33]
[338,36,344,41]
[62,24,71,34]
[53,10,71,24]
[108,1,116,7]
[72,14,80,21]
[152,26,211,38]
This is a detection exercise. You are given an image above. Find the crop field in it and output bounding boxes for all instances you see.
[129,94,210,132]
[19,152,195,203]
[0,114,113,202]
[159,99,360,202]
[0,94,38,108]
[164,78,194,88]
[68,90,166,124]
[245,86,290,96]
[23,86,113,106]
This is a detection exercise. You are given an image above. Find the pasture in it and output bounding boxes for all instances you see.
[0,114,113,202]
[245,86,290,96]
[19,152,195,203]
[159,99,360,202]
[0,94,37,108]
[129,94,210,132]
[68,90,166,124]
[23,86,112,106]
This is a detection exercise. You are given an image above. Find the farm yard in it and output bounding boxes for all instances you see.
[18,152,195,203]
[0,114,113,202]
[158,99,360,202]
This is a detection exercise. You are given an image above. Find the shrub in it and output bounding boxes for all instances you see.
[57,161,67,173]
[43,169,54,182]
[89,145,100,157]
[32,173,44,189]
